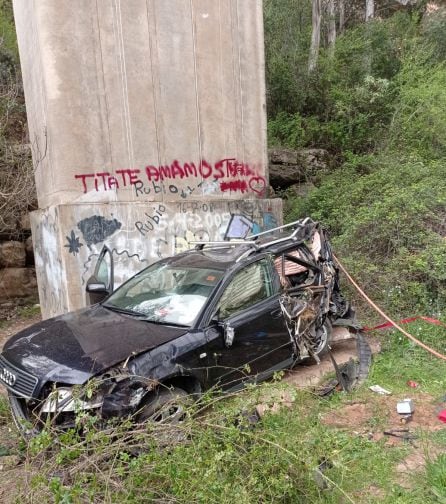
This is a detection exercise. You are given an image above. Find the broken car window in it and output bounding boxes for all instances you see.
[217,259,275,319]
[104,263,224,326]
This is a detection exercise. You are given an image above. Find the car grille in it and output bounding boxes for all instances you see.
[0,355,38,398]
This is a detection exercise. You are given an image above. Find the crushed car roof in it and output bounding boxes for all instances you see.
[183,217,321,267]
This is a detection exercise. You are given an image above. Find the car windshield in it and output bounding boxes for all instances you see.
[104,262,224,326]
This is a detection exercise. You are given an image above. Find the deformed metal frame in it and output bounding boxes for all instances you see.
[191,217,315,254]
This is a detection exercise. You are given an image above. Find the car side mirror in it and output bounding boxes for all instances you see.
[224,323,235,348]
[86,282,108,293]
[86,275,111,305]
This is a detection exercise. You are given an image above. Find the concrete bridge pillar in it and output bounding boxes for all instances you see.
[13,0,282,319]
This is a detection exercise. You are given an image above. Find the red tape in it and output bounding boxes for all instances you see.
[363,316,446,332]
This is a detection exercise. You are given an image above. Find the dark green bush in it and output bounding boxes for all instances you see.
[288,154,446,315]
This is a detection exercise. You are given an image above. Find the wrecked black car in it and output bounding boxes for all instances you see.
[0,218,351,434]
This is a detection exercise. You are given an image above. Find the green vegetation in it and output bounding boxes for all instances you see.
[0,0,34,236]
[16,351,446,503]
[16,303,41,319]
[266,3,446,322]
[0,393,9,425]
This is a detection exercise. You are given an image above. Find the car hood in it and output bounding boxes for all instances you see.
[1,304,188,386]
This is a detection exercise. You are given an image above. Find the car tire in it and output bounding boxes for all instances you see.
[313,319,332,358]
[135,386,192,424]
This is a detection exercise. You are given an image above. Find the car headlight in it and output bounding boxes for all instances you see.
[40,387,104,413]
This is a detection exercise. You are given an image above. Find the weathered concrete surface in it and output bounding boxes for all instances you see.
[13,0,268,208]
[31,198,282,319]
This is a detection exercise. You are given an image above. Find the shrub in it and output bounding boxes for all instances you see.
[288,154,446,316]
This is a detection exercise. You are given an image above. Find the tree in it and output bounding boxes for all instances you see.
[339,0,345,33]
[327,0,336,56]
[308,0,322,72]
[365,0,374,21]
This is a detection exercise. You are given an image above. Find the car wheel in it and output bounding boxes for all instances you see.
[135,387,192,424]
[313,319,332,357]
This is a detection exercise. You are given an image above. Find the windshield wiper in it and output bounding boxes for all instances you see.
[142,319,189,328]
[103,304,146,317]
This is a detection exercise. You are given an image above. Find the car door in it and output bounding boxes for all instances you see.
[205,257,293,390]
[86,246,114,304]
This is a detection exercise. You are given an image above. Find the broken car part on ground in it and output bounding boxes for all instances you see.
[0,217,358,435]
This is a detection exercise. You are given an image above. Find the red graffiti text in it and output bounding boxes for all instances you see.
[75,158,266,196]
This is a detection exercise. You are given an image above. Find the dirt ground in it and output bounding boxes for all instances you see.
[321,392,446,488]
[0,308,41,352]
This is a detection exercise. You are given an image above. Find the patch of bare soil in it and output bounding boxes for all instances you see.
[322,393,444,434]
[395,446,443,489]
[322,392,446,488]
[0,423,26,503]
[0,463,29,504]
[0,309,41,351]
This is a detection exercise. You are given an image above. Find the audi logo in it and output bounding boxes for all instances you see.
[0,367,16,386]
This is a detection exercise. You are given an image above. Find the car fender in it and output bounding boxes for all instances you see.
[128,331,209,391]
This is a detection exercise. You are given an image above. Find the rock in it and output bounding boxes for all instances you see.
[0,268,38,303]
[269,164,307,189]
[0,241,26,268]
[297,149,331,175]
[269,147,299,165]
[25,236,34,265]
[286,182,316,198]
[19,213,31,231]
[268,147,330,190]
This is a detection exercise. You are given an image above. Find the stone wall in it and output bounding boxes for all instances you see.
[0,225,38,306]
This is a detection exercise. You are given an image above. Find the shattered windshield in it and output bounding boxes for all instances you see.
[104,262,224,326]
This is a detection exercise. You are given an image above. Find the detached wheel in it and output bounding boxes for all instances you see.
[135,387,191,424]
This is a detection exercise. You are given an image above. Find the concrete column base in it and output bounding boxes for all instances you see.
[31,198,282,319]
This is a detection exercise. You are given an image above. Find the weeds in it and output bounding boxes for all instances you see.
[2,350,441,504]
[16,304,41,319]
[426,454,446,502]
[0,394,9,425]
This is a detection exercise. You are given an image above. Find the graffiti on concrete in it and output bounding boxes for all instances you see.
[75,169,140,193]
[174,229,211,254]
[64,230,84,256]
[155,238,168,258]
[51,200,281,315]
[77,215,122,248]
[74,157,267,198]
[134,204,167,237]
[81,248,148,285]
[134,180,196,199]
[252,212,278,235]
